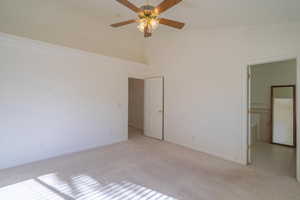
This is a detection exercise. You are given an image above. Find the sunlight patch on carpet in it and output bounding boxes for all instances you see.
[0,173,177,200]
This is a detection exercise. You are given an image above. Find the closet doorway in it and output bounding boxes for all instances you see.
[128,77,164,140]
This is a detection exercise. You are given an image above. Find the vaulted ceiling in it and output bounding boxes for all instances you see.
[68,0,300,29]
[0,0,300,63]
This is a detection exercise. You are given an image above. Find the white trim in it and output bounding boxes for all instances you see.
[128,74,147,79]
[144,75,164,79]
[297,56,300,182]
[242,54,300,182]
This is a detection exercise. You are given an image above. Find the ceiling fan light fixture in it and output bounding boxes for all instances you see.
[150,18,159,29]
[111,0,185,37]
[137,20,147,32]
[137,18,159,33]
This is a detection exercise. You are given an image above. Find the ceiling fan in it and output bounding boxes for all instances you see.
[110,0,185,37]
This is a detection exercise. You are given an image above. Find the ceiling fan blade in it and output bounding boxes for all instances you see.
[144,26,152,37]
[110,19,137,27]
[116,0,141,13]
[156,0,182,14]
[159,18,185,29]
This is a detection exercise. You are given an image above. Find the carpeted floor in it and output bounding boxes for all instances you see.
[0,129,299,200]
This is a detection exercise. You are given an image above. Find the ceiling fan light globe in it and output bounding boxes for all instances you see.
[150,19,159,30]
[137,21,146,32]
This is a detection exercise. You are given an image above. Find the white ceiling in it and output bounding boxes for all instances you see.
[1,0,300,36]
[1,0,300,63]
[67,0,300,30]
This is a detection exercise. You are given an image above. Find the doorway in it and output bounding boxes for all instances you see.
[128,77,164,140]
[128,78,144,139]
[248,59,297,178]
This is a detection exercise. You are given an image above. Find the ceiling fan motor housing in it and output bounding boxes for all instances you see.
[140,5,155,11]
[139,5,158,19]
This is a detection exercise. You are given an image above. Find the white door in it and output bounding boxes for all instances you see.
[272,86,295,146]
[273,98,294,146]
[144,77,163,140]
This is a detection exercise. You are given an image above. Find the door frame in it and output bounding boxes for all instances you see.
[144,76,165,140]
[270,85,297,148]
[242,54,300,182]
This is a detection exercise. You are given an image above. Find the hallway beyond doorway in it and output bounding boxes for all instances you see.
[251,142,296,177]
[128,126,143,139]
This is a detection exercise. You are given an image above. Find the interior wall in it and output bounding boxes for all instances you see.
[128,78,144,130]
[250,60,297,143]
[0,33,147,170]
[144,22,300,170]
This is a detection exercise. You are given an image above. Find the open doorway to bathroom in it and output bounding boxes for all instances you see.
[248,59,297,178]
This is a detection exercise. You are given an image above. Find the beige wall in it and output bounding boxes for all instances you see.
[251,60,296,107]
[128,78,144,130]
[251,60,296,143]
[144,22,300,167]
[0,33,147,169]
